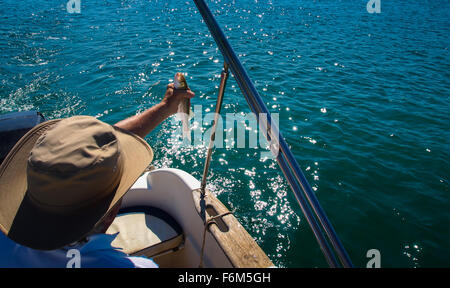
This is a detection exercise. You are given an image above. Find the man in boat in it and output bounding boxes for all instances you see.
[0,83,194,268]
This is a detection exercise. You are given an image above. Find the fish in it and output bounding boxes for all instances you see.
[173,72,192,141]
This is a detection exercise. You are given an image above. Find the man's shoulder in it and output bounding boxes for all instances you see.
[0,232,157,268]
[67,234,158,268]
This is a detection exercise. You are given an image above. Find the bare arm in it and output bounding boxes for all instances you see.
[114,83,195,138]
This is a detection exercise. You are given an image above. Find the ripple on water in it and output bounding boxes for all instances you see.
[1,0,449,268]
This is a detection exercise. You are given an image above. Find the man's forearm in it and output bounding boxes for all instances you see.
[115,82,194,138]
[114,102,172,138]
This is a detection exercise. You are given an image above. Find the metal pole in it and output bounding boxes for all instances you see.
[192,0,353,267]
[276,153,339,268]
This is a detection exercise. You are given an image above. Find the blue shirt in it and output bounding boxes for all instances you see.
[0,232,158,268]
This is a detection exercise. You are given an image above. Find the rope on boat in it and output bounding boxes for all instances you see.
[198,62,231,268]
[198,208,235,268]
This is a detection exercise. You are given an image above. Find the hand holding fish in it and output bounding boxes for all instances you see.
[161,81,195,116]
[171,73,194,141]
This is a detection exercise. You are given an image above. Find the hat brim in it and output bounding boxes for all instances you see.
[0,119,153,250]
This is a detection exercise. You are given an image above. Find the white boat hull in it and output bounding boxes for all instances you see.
[118,168,273,268]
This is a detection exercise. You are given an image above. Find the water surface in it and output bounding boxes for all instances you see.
[0,0,449,267]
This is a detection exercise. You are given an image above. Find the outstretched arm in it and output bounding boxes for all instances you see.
[114,83,195,138]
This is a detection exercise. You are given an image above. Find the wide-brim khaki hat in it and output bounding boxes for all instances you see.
[0,116,153,250]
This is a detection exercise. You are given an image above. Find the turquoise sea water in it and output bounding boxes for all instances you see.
[1,0,449,267]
